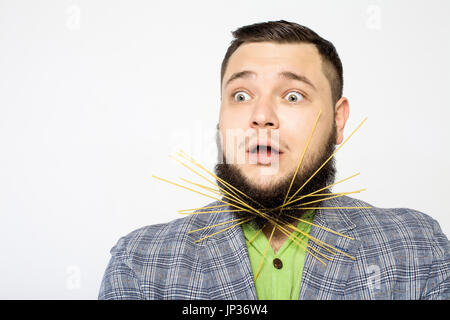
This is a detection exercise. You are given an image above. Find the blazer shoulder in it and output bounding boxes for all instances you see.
[109,201,221,259]
[343,196,448,247]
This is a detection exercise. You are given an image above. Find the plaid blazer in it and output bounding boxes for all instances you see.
[98,196,450,299]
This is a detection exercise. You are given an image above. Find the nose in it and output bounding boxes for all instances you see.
[249,98,280,129]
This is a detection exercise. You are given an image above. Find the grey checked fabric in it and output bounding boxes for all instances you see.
[98,195,449,299]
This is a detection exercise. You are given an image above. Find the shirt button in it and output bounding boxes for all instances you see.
[273,258,283,269]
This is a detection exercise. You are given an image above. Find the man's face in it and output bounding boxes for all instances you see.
[218,41,345,192]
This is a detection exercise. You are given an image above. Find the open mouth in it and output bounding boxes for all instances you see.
[247,144,282,164]
[249,145,279,155]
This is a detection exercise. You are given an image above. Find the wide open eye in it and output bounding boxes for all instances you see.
[233,91,251,102]
[284,91,305,103]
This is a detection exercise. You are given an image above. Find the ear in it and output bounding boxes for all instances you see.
[334,97,350,145]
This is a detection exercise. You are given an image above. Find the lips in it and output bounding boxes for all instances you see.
[249,145,277,154]
[246,141,283,164]
[247,141,281,154]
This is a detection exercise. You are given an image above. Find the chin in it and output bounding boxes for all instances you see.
[243,170,283,190]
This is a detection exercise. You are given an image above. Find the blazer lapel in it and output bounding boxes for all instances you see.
[192,195,363,300]
[193,205,257,299]
[299,196,363,299]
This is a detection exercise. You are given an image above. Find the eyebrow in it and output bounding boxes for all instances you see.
[224,70,317,90]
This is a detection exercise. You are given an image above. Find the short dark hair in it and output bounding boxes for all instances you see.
[220,20,343,104]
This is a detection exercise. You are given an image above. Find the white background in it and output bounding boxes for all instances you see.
[0,0,449,299]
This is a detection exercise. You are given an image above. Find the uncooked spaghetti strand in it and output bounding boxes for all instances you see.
[154,173,269,221]
[194,217,255,243]
[288,206,372,210]
[301,192,351,197]
[175,150,249,203]
[174,152,267,214]
[275,218,336,257]
[280,172,361,208]
[281,221,356,260]
[152,175,258,217]
[282,108,322,210]
[180,177,270,219]
[285,213,353,240]
[253,212,335,259]
[187,217,247,234]
[179,177,251,205]
[178,204,229,213]
[170,154,250,206]
[254,225,276,282]
[275,224,328,265]
[179,177,222,195]
[246,224,266,244]
[276,221,335,260]
[287,117,368,203]
[177,149,266,208]
[179,209,247,215]
[294,189,367,208]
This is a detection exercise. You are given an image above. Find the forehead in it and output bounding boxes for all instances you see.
[223,41,327,89]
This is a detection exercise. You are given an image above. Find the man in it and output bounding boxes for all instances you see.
[99,20,449,299]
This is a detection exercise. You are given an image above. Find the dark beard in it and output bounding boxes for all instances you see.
[214,125,337,230]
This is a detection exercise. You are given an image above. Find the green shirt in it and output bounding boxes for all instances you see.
[241,210,315,300]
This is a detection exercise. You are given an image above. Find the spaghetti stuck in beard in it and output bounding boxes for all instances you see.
[214,123,337,230]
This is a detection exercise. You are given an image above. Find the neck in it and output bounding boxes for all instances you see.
[261,221,298,254]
